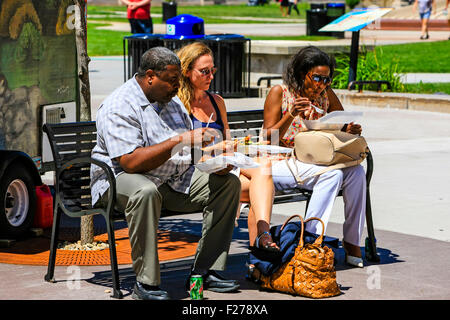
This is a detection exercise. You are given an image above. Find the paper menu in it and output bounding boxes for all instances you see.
[301,111,363,130]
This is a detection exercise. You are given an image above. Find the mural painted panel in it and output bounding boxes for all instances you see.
[0,0,77,157]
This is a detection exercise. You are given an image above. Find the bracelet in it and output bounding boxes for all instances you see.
[287,108,295,118]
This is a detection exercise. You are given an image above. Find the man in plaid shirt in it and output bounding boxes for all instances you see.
[91,47,241,300]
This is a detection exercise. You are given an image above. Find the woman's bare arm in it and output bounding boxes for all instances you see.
[263,85,296,142]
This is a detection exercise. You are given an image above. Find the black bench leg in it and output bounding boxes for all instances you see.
[364,188,380,262]
[105,216,123,299]
[45,205,62,282]
[304,197,311,217]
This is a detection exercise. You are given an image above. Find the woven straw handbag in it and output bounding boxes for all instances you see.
[260,215,341,299]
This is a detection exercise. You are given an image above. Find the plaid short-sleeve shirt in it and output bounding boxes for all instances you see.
[90,76,194,205]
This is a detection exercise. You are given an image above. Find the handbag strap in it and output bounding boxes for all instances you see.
[304,217,325,246]
[285,151,304,184]
[279,214,326,248]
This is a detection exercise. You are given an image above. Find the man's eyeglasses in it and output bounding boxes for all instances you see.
[197,67,217,76]
[307,73,332,85]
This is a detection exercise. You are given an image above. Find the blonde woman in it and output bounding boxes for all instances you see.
[176,42,279,256]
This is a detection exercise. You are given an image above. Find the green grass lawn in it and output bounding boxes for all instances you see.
[88,23,131,56]
[404,82,450,95]
[372,41,450,73]
[87,3,308,24]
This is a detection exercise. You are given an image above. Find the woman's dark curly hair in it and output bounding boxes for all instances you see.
[283,46,336,92]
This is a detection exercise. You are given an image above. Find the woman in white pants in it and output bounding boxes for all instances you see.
[263,46,366,267]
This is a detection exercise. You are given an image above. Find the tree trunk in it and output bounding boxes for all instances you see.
[74,0,94,245]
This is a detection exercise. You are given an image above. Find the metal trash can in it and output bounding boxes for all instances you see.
[202,34,251,98]
[326,3,345,38]
[123,33,165,81]
[162,1,177,22]
[306,4,329,36]
[122,14,251,98]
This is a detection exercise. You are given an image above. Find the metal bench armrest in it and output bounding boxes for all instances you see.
[54,157,116,219]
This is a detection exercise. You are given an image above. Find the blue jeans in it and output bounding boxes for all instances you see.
[419,10,431,19]
[129,18,153,34]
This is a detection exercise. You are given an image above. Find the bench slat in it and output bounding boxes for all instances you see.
[51,133,97,143]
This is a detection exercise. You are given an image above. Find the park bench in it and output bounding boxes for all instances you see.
[42,109,379,299]
[43,121,124,299]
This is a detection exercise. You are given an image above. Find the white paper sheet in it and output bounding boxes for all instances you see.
[195,152,260,174]
[301,111,363,130]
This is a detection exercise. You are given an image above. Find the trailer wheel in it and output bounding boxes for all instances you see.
[0,163,36,238]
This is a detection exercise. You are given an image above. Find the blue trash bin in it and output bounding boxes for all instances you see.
[164,14,205,40]
[163,14,205,51]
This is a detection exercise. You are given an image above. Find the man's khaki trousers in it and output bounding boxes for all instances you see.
[112,169,241,286]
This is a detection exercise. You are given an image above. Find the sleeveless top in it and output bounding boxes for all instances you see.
[280,84,329,147]
[190,91,224,133]
[418,0,432,13]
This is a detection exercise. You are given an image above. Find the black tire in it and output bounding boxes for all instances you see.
[0,163,37,238]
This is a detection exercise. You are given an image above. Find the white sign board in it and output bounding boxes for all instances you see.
[319,8,393,32]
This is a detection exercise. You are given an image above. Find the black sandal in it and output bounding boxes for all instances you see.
[249,231,281,261]
[245,263,261,283]
[255,231,280,253]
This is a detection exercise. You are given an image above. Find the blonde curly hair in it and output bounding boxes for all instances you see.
[176,42,213,115]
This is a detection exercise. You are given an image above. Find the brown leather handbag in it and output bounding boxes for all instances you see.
[260,215,341,299]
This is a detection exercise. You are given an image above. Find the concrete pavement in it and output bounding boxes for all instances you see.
[1,214,450,300]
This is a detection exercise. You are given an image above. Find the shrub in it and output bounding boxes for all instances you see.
[345,0,360,9]
[331,47,405,92]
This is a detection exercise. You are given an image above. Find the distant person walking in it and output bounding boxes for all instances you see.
[445,0,450,40]
[413,0,436,39]
[280,0,290,17]
[120,0,153,34]
[288,0,300,16]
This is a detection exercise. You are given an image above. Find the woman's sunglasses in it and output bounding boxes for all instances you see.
[307,73,332,85]
[197,67,217,76]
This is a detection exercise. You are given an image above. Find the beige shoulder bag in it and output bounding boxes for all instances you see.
[286,130,369,185]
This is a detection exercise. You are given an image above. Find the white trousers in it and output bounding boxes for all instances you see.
[271,158,366,246]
